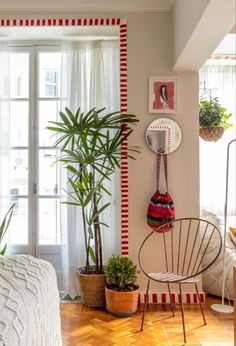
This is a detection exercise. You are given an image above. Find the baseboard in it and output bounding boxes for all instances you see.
[139,291,205,304]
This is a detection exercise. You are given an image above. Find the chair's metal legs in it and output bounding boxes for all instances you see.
[167,283,175,317]
[195,283,207,325]
[179,283,186,344]
[140,279,150,331]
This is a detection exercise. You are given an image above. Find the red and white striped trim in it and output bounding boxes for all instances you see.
[119,21,129,256]
[139,291,205,304]
[210,54,236,60]
[0,17,129,256]
[0,18,127,27]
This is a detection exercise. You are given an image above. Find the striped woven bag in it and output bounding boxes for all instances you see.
[147,153,175,232]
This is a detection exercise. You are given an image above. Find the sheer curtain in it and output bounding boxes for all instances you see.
[60,40,120,298]
[0,43,11,243]
[200,62,236,216]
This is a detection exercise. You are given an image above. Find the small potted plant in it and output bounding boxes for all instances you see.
[199,97,233,142]
[104,255,140,317]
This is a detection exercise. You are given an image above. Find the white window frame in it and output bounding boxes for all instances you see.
[9,43,63,259]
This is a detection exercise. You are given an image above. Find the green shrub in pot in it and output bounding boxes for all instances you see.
[104,255,139,316]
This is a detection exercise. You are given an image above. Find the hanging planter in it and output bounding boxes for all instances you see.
[199,97,232,142]
[199,126,225,142]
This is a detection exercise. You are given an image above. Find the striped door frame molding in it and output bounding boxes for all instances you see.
[0,17,129,256]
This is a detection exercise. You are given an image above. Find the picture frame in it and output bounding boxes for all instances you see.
[149,77,178,113]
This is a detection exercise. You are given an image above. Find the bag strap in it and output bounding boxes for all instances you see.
[156,153,168,192]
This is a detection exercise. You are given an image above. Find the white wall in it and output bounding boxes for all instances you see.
[172,0,210,64]
[126,13,199,292]
[0,12,200,292]
[172,0,236,71]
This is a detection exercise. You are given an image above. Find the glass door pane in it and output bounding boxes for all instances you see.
[10,53,29,98]
[37,51,62,246]
[9,51,29,247]
[38,198,61,245]
[9,198,28,245]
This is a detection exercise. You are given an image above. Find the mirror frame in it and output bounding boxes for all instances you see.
[146,117,182,154]
[1,17,128,256]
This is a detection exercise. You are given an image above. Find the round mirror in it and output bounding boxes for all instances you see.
[146,118,182,154]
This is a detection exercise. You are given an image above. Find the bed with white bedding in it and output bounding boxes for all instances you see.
[201,210,236,300]
[0,254,62,346]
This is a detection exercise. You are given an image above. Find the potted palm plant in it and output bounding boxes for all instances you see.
[104,255,139,317]
[48,107,139,307]
[199,97,233,142]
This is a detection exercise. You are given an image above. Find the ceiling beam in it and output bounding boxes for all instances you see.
[172,0,236,71]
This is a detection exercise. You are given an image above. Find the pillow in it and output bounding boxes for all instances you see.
[229,227,236,246]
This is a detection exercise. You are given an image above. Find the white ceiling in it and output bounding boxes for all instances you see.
[0,0,175,13]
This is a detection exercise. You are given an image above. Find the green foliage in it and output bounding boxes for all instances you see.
[47,107,139,274]
[199,97,233,129]
[0,204,15,256]
[104,255,137,291]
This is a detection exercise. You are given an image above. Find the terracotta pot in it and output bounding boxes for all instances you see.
[199,126,225,142]
[105,286,140,317]
[76,268,106,308]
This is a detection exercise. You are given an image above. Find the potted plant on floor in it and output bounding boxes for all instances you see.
[104,255,140,317]
[48,107,139,307]
[199,97,233,142]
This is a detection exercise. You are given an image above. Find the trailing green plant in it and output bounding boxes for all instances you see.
[104,255,137,291]
[0,204,15,256]
[47,107,139,275]
[199,97,233,129]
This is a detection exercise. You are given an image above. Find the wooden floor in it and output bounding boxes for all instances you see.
[60,295,234,346]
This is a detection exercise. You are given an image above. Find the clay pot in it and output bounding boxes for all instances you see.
[105,286,140,317]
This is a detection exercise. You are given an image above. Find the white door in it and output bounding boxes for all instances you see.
[8,45,64,290]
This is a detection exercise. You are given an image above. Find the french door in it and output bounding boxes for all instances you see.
[9,44,63,289]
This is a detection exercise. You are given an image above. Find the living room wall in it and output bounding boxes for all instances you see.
[0,12,200,293]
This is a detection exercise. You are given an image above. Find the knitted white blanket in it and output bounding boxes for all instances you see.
[0,255,62,346]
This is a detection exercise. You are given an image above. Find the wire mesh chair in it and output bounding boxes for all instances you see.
[138,217,222,343]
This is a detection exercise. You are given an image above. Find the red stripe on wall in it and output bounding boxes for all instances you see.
[161,293,166,303]
[200,293,205,303]
[152,293,158,303]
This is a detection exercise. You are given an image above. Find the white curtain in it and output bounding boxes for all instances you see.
[60,40,120,298]
[200,62,236,216]
[0,43,11,244]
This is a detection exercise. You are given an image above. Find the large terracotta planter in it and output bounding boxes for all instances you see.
[76,268,106,308]
[105,286,140,317]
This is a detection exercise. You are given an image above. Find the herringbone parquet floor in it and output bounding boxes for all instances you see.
[60,296,234,346]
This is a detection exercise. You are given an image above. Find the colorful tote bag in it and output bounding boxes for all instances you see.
[147,153,175,232]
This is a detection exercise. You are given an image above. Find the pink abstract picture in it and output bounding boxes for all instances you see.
[149,77,177,113]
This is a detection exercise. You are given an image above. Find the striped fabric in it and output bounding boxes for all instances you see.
[147,191,175,232]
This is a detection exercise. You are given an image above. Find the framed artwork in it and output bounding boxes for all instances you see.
[149,77,178,113]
